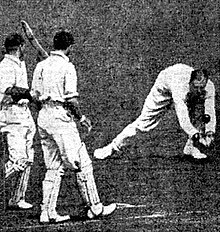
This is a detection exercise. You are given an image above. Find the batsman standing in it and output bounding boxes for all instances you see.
[94,63,216,160]
[0,33,36,209]
[31,30,116,224]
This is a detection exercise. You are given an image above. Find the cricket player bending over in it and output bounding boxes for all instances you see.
[0,33,36,209]
[31,31,116,224]
[94,64,216,160]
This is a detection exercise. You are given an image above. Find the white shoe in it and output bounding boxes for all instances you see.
[40,211,70,224]
[8,199,33,209]
[190,147,207,159]
[40,211,50,224]
[183,139,192,155]
[102,203,117,216]
[50,214,70,223]
[94,144,114,160]
[87,203,117,219]
[183,139,207,159]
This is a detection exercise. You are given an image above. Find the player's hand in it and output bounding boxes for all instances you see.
[192,132,214,149]
[192,132,207,150]
[14,159,31,171]
[18,99,29,105]
[1,95,13,105]
[205,131,215,147]
[63,159,81,172]
[80,115,92,133]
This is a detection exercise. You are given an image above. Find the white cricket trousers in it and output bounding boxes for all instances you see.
[37,105,86,170]
[112,71,175,150]
[113,102,168,149]
[38,105,102,216]
[1,104,36,202]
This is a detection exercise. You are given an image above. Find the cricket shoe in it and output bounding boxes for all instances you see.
[183,139,207,159]
[8,199,33,210]
[40,211,70,224]
[94,143,119,160]
[87,203,117,219]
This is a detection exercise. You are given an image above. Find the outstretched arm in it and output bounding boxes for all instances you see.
[174,99,199,137]
[204,81,216,133]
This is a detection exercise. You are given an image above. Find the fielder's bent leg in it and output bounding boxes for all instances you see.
[94,122,137,160]
[94,105,164,159]
[40,168,70,224]
[76,143,116,219]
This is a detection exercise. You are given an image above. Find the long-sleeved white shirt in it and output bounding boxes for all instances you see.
[31,51,78,102]
[0,54,29,105]
[145,63,216,136]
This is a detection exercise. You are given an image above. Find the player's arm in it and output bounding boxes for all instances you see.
[5,85,33,103]
[0,66,32,104]
[204,81,216,134]
[169,76,200,137]
[64,97,82,120]
[174,91,212,148]
[29,63,44,110]
[31,63,43,97]
[174,99,212,150]
[0,68,15,105]
[203,81,216,146]
[0,67,15,93]
[64,97,92,132]
[63,64,92,132]
[174,97,199,138]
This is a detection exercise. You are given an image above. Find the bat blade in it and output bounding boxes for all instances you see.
[21,20,49,60]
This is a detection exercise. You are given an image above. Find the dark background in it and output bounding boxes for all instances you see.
[0,0,220,231]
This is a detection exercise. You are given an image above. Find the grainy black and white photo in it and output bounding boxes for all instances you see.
[0,1,219,231]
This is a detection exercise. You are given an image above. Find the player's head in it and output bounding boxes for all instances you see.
[53,30,74,51]
[4,33,25,55]
[189,69,209,92]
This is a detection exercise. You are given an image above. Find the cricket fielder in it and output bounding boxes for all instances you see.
[94,64,216,160]
[31,30,116,224]
[0,33,36,209]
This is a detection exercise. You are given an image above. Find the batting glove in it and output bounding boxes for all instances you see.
[18,99,29,105]
[62,158,80,171]
[80,115,92,133]
[205,131,215,147]
[191,132,207,150]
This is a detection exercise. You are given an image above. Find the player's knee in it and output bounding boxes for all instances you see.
[44,167,64,182]
[78,142,92,169]
[78,163,93,175]
[5,158,32,176]
[76,163,93,182]
[62,142,92,172]
[128,121,139,134]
